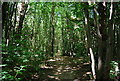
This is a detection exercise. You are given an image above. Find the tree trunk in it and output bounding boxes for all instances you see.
[118,25,120,80]
[104,2,115,80]
[116,3,120,80]
[96,2,107,81]
[2,3,10,45]
[17,2,28,39]
[51,3,55,57]
[0,2,2,72]
[84,3,96,79]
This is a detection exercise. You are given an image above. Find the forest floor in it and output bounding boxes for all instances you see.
[27,56,94,81]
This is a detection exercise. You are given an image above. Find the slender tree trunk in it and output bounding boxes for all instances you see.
[0,2,2,74]
[61,20,65,55]
[51,3,55,57]
[84,3,96,79]
[17,2,28,39]
[118,25,120,80]
[2,2,16,46]
[116,3,120,80]
[2,3,10,45]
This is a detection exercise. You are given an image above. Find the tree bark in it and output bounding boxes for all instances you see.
[104,2,115,80]
[17,2,28,39]
[84,3,96,79]
[96,2,107,81]
[50,3,55,57]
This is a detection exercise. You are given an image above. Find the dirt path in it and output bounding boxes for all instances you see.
[30,56,93,81]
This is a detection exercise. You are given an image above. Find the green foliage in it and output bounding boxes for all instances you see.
[2,2,120,81]
[1,65,27,81]
[110,61,120,79]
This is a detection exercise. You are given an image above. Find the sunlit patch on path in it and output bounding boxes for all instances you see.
[30,56,93,81]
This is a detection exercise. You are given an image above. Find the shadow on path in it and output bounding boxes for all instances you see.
[28,56,93,81]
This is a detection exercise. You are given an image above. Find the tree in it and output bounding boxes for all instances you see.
[17,2,28,39]
[104,2,115,80]
[50,2,55,57]
[84,2,96,79]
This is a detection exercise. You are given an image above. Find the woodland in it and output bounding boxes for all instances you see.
[1,1,120,81]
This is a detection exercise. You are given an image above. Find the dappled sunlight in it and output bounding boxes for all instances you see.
[83,62,91,65]
[31,73,39,80]
[40,65,54,69]
[86,72,92,75]
[3,2,119,81]
[57,66,63,70]
[37,56,92,80]
[48,59,56,62]
[54,72,62,75]
[65,65,71,70]
[47,75,60,80]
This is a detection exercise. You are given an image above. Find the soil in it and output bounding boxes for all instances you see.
[25,56,94,81]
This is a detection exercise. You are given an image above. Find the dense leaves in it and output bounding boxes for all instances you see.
[1,2,120,81]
